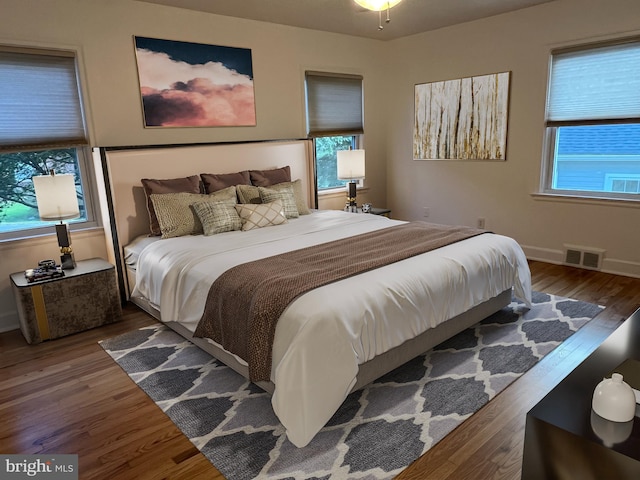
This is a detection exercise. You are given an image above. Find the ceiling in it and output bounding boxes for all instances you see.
[136,0,555,41]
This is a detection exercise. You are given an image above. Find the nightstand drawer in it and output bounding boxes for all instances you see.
[10,258,122,344]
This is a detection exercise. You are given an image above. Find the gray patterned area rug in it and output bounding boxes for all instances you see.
[100,292,603,480]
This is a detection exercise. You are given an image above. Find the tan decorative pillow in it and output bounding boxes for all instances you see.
[235,200,287,231]
[141,175,201,236]
[150,186,237,239]
[192,201,242,235]
[237,179,310,214]
[258,185,299,218]
[236,184,261,204]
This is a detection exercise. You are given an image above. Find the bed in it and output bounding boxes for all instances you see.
[99,139,532,448]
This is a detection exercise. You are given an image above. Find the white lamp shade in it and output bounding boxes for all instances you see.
[33,173,80,221]
[337,149,366,180]
[354,0,402,11]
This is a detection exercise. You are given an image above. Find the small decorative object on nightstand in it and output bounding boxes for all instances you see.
[10,258,122,344]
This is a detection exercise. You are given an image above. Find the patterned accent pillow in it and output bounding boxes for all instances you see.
[236,184,261,204]
[150,186,237,239]
[258,185,299,218]
[269,179,311,215]
[192,201,242,235]
[141,175,202,236]
[235,200,288,231]
[237,180,310,214]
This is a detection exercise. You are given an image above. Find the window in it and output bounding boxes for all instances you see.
[0,46,95,240]
[315,135,357,190]
[305,71,363,192]
[542,39,640,200]
[0,148,94,236]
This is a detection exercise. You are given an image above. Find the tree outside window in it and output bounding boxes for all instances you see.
[315,135,356,190]
[0,148,86,234]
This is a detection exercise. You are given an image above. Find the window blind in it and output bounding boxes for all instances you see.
[0,48,87,150]
[305,71,363,136]
[546,41,640,125]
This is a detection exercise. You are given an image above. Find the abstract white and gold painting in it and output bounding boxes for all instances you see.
[414,72,510,160]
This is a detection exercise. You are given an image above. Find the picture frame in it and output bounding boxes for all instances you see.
[133,36,256,128]
[413,71,510,160]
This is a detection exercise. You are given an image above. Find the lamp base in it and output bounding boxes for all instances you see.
[60,252,76,270]
[344,180,359,213]
[55,222,75,270]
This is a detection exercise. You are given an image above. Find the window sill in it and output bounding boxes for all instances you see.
[0,226,104,250]
[319,186,369,198]
[531,192,640,208]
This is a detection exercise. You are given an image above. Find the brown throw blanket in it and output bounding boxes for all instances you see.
[194,221,486,381]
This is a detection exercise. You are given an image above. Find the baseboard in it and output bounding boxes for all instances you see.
[522,245,640,279]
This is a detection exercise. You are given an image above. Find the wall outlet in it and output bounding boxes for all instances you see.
[477,217,485,229]
[423,207,430,218]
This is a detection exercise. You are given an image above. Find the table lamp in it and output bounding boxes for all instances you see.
[32,171,80,269]
[337,149,365,212]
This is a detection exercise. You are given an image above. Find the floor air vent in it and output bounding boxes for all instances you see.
[564,245,604,270]
[565,249,582,266]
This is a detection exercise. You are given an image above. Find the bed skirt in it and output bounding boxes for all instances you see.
[129,288,512,395]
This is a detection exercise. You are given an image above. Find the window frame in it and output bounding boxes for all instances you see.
[541,38,640,203]
[313,134,364,195]
[0,146,101,242]
[0,44,99,242]
[304,71,364,196]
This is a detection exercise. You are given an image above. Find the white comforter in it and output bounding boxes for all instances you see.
[132,210,531,447]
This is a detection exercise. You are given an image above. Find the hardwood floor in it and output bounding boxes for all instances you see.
[0,260,639,479]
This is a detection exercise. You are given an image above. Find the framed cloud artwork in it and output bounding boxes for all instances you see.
[133,36,256,128]
[413,71,510,160]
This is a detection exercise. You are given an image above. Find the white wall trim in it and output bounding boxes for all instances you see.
[0,227,104,253]
[522,245,640,279]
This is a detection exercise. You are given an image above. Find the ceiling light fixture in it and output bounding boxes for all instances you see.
[354,0,403,30]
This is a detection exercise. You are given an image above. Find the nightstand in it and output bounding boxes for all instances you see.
[10,258,122,344]
[355,207,391,217]
[369,207,391,217]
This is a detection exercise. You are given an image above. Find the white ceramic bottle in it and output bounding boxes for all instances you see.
[592,373,636,422]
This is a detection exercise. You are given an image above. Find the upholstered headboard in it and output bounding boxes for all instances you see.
[99,139,315,300]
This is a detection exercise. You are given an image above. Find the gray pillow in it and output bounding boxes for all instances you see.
[269,179,311,215]
[259,185,299,218]
[192,201,242,235]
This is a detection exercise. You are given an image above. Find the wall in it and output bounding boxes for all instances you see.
[0,0,388,332]
[2,0,639,333]
[385,0,640,277]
